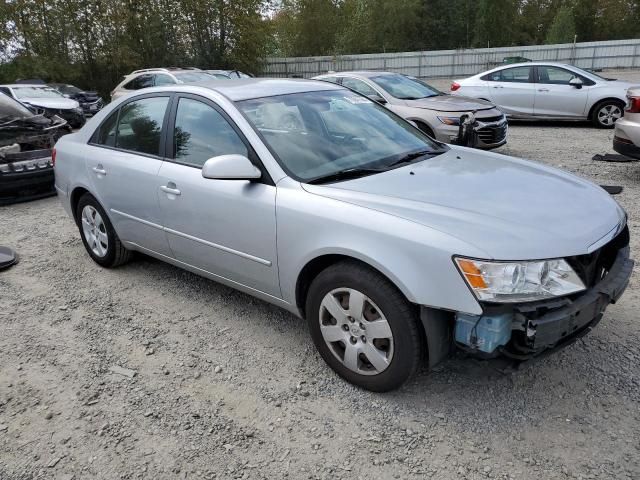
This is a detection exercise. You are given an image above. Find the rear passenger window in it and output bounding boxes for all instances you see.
[483,66,532,83]
[115,97,169,156]
[123,74,154,90]
[173,98,248,167]
[95,109,119,146]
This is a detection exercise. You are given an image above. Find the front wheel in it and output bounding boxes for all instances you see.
[592,100,624,128]
[305,261,423,392]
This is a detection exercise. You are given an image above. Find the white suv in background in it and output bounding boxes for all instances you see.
[110,68,215,101]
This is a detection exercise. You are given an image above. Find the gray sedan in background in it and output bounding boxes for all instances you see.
[313,71,508,149]
[451,62,639,128]
[54,79,632,391]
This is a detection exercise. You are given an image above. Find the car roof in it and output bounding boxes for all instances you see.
[182,78,343,101]
[317,71,396,79]
[0,84,54,88]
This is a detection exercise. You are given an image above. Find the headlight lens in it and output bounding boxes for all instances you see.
[437,116,461,126]
[454,257,586,303]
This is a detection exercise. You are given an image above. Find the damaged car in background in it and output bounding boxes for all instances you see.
[0,84,86,128]
[49,83,104,117]
[314,71,508,149]
[0,92,67,205]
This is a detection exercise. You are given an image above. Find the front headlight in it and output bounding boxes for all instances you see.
[454,257,586,303]
[437,116,460,126]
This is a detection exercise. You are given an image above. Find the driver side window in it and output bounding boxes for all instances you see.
[172,98,248,167]
[537,66,582,85]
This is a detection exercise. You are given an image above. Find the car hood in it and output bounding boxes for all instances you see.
[19,97,79,110]
[405,95,495,112]
[302,147,625,260]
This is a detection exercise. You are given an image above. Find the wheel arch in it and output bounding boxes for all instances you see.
[294,252,415,319]
[408,119,436,137]
[588,96,626,119]
[70,185,91,223]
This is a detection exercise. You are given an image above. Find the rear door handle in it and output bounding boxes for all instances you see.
[92,165,106,175]
[492,85,504,89]
[160,185,181,196]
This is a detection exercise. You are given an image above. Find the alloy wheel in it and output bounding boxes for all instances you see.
[597,104,622,126]
[81,205,108,257]
[319,288,394,375]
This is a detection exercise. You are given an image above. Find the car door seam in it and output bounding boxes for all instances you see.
[111,208,272,266]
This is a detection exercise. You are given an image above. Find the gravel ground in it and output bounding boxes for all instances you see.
[1,70,640,480]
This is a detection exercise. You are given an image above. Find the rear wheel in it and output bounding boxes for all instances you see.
[76,193,132,268]
[591,100,624,128]
[305,261,423,392]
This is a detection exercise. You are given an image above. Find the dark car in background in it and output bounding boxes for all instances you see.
[49,83,104,117]
[0,84,85,129]
[0,92,68,204]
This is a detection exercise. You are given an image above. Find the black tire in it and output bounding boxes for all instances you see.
[305,261,423,392]
[76,193,132,268]
[591,99,625,129]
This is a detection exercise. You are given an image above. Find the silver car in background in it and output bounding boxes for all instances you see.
[451,62,638,128]
[613,87,640,159]
[314,71,508,149]
[54,79,633,392]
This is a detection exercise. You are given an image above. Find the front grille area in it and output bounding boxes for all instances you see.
[476,123,508,145]
[567,225,629,288]
[475,114,505,123]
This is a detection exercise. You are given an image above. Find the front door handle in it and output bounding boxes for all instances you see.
[160,185,181,196]
[492,85,504,89]
[92,165,107,175]
[538,88,550,92]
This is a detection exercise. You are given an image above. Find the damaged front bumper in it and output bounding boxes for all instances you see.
[504,247,634,359]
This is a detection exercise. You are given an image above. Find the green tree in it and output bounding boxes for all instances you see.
[545,5,576,44]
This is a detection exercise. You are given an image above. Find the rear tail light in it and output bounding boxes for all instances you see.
[626,96,640,113]
[51,148,56,167]
[451,82,461,92]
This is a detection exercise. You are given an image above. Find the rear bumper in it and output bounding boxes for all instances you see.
[613,137,640,160]
[505,247,633,360]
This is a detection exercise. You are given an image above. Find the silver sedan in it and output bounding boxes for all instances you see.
[54,79,633,391]
[314,71,508,149]
[451,62,638,128]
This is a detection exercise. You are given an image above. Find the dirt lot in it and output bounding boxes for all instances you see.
[2,73,640,480]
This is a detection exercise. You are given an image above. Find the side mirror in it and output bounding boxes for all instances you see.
[201,154,262,181]
[368,94,387,105]
[569,77,583,89]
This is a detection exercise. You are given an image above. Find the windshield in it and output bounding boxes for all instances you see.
[0,92,34,120]
[237,89,444,182]
[13,86,64,99]
[174,72,217,82]
[370,74,441,100]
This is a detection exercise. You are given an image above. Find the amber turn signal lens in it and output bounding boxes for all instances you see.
[456,259,488,289]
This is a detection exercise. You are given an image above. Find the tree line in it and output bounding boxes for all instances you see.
[0,0,271,97]
[273,0,640,57]
[0,0,639,98]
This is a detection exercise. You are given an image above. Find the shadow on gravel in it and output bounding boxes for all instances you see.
[117,254,633,436]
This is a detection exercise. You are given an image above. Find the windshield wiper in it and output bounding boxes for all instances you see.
[306,167,384,185]
[384,150,439,168]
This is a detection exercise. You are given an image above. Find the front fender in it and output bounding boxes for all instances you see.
[276,182,485,315]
